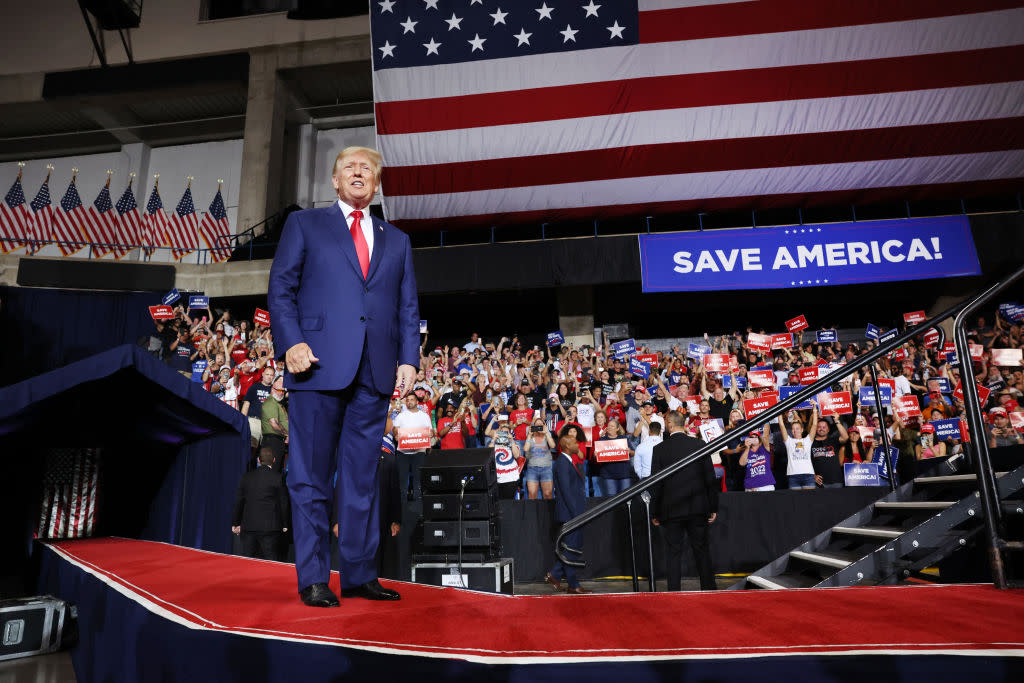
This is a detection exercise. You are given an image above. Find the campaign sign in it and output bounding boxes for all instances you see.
[1001,304,1024,322]
[877,446,900,482]
[420,320,429,334]
[990,348,1023,367]
[865,323,881,339]
[941,341,956,354]
[636,353,659,366]
[594,438,630,463]
[546,330,565,347]
[780,385,814,410]
[816,329,837,343]
[397,427,432,451]
[888,348,909,362]
[903,310,927,326]
[922,328,940,348]
[187,295,209,310]
[859,385,892,407]
[254,308,271,326]
[703,354,731,373]
[818,391,853,416]
[968,343,984,361]
[162,288,181,306]
[844,463,881,487]
[722,375,747,389]
[149,305,174,320]
[743,394,777,419]
[685,396,702,415]
[747,332,772,352]
[878,328,899,344]
[748,369,776,388]
[612,338,636,358]
[687,342,712,360]
[698,419,725,444]
[893,395,922,420]
[877,377,896,396]
[190,360,207,383]
[930,418,962,440]
[944,351,959,365]
[1009,412,1024,431]
[930,377,952,394]
[639,216,981,292]
[771,333,794,350]
[629,358,651,379]
[952,382,991,404]
[797,367,819,385]
[786,315,809,333]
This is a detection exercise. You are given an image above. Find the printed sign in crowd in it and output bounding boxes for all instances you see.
[254,308,271,326]
[594,438,630,463]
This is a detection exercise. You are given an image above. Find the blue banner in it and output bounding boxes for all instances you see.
[930,418,961,440]
[865,323,880,339]
[188,295,209,310]
[612,338,636,358]
[874,446,899,482]
[780,384,815,410]
[546,330,565,347]
[162,288,181,306]
[419,319,428,334]
[639,216,980,292]
[931,377,951,394]
[191,360,207,383]
[858,385,892,407]
[944,351,959,365]
[878,328,899,344]
[816,329,837,343]
[628,358,650,378]
[687,342,711,360]
[844,462,881,487]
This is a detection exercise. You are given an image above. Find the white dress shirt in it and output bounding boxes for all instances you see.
[338,199,374,259]
[633,433,662,478]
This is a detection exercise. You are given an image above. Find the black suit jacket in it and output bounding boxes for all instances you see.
[553,453,586,523]
[232,466,291,532]
[650,431,719,521]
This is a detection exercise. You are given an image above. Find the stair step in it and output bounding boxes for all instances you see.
[875,501,956,511]
[832,526,903,539]
[789,550,852,569]
[746,575,788,590]
[916,472,1007,484]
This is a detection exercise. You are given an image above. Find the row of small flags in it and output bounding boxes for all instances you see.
[0,164,233,262]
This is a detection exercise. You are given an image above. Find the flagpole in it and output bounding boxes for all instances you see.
[127,172,136,260]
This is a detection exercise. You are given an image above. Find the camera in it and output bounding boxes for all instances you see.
[530,425,544,433]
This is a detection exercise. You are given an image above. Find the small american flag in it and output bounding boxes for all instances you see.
[36,448,100,540]
[52,177,88,256]
[199,186,233,262]
[143,182,170,256]
[0,171,32,253]
[169,185,199,261]
[27,174,53,255]
[113,181,142,259]
[83,178,122,258]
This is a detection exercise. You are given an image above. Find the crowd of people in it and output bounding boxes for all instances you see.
[144,302,1024,499]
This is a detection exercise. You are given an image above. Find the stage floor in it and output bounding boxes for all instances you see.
[42,537,1024,667]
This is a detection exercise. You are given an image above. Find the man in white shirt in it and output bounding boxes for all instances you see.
[576,392,596,427]
[390,393,434,501]
[633,421,662,479]
[893,362,925,398]
[464,332,484,353]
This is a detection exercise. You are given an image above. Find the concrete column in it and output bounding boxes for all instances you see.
[293,123,317,209]
[557,285,596,348]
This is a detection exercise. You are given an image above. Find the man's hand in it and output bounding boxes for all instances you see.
[814,474,823,486]
[651,518,660,526]
[390,522,401,537]
[395,364,417,398]
[286,342,319,373]
[708,513,717,524]
[231,525,240,535]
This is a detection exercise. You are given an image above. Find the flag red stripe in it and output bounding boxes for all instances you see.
[392,177,1024,232]
[384,117,1024,197]
[638,0,1022,45]
[375,45,1024,135]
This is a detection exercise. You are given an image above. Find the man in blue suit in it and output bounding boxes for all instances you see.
[268,146,420,607]
[546,434,592,594]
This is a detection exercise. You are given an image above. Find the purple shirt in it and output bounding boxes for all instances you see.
[743,446,775,490]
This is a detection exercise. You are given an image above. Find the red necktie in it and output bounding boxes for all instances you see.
[349,210,369,278]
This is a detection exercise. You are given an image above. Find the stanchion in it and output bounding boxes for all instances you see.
[640,490,655,592]
[625,499,639,593]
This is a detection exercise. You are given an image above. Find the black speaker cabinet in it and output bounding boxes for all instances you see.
[422,491,499,521]
[422,519,499,549]
[420,449,496,494]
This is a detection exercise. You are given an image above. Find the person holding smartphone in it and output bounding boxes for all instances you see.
[523,417,556,499]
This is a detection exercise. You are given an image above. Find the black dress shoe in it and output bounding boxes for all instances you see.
[299,582,340,607]
[341,579,401,601]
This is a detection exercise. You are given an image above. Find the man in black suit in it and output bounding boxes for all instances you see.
[650,411,719,591]
[546,434,592,594]
[232,447,291,561]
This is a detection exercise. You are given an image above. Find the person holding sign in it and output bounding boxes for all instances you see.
[650,411,719,591]
[523,417,556,500]
[388,392,434,501]
[598,419,635,496]
[739,426,775,492]
[989,408,1024,448]
[777,403,819,489]
[488,417,523,500]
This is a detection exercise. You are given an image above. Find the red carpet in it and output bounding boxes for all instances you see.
[47,538,1024,664]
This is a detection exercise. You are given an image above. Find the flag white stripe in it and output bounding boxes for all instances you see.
[381,82,1024,167]
[85,453,99,536]
[387,150,1024,220]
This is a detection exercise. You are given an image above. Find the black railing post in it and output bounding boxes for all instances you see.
[625,499,640,593]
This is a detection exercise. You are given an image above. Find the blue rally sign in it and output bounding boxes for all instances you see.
[816,329,838,343]
[546,330,565,347]
[865,323,880,339]
[639,216,979,292]
[629,358,650,378]
[612,338,636,358]
[162,288,181,306]
[188,295,209,310]
[930,418,961,440]
[859,385,892,407]
[687,342,712,360]
[844,463,881,487]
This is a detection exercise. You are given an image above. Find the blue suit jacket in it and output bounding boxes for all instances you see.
[267,204,420,394]
[553,453,586,523]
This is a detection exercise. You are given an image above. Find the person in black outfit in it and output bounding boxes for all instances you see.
[376,434,403,579]
[232,447,291,561]
[650,411,719,591]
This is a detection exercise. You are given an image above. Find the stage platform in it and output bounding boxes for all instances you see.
[39,538,1024,682]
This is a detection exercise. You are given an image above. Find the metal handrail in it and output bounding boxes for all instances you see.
[951,262,1024,589]
[553,281,1019,568]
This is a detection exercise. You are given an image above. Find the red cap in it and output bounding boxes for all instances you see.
[920,423,935,434]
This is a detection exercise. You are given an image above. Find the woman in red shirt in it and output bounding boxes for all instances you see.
[509,393,534,454]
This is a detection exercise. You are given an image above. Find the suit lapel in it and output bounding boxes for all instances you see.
[366,214,387,282]
[324,202,365,279]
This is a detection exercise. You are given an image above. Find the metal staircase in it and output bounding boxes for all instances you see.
[732,460,1024,590]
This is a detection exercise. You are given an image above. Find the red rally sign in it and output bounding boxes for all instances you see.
[771,333,794,350]
[594,438,630,463]
[818,391,853,416]
[903,310,927,326]
[743,394,778,419]
[748,369,776,388]
[785,315,809,332]
[254,308,271,326]
[149,305,175,320]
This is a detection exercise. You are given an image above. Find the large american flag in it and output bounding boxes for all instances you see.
[52,177,88,256]
[370,0,1024,231]
[36,448,100,540]
[27,174,53,255]
[82,179,122,258]
[199,186,233,262]
[113,180,142,259]
[0,172,31,253]
[169,184,199,261]
[143,181,170,257]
